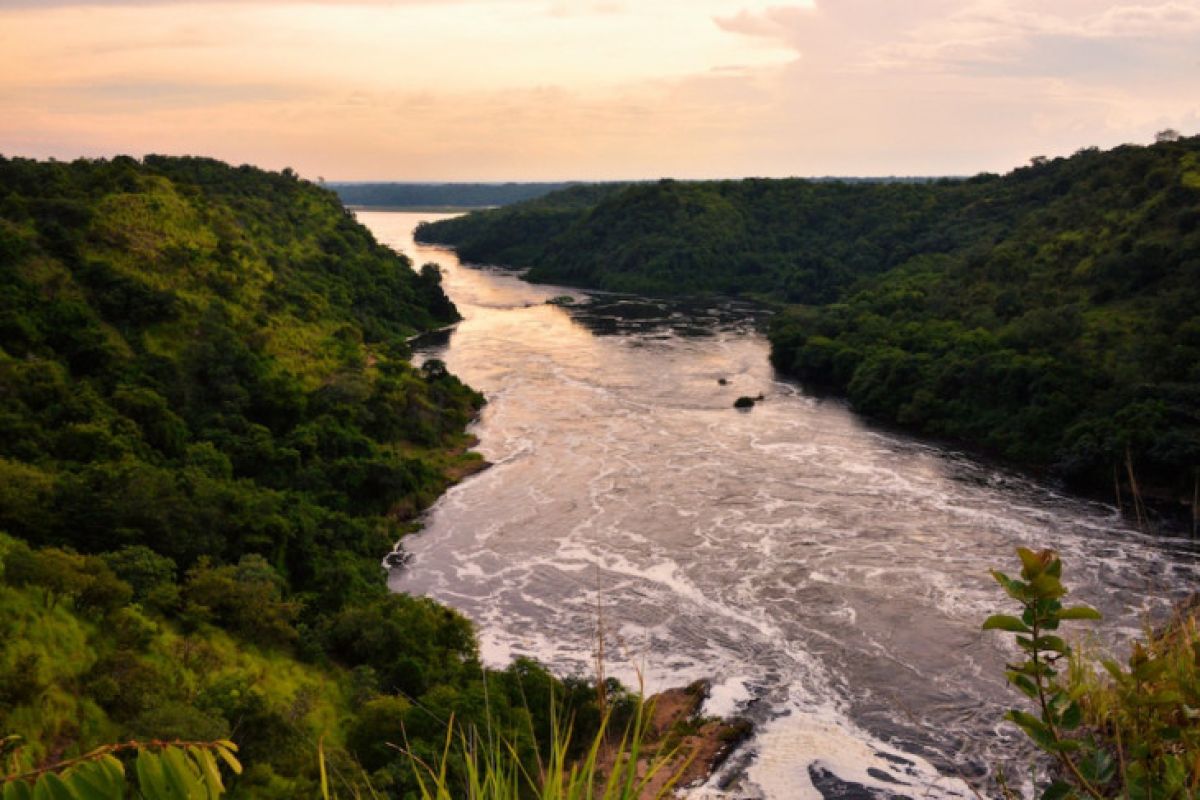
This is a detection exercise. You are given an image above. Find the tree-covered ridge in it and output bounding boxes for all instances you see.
[0,155,614,796]
[0,154,476,574]
[417,139,1200,511]
[330,181,585,209]
[770,141,1200,507]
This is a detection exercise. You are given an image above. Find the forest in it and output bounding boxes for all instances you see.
[0,155,615,797]
[330,182,585,210]
[417,138,1200,518]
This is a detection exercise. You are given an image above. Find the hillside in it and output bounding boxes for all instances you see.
[330,181,583,209]
[0,155,610,795]
[417,139,1200,516]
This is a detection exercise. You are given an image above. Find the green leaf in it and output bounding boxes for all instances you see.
[1005,710,1057,751]
[1034,635,1069,654]
[1159,725,1182,741]
[1018,547,1044,578]
[157,748,197,800]
[31,774,74,800]
[213,746,241,777]
[983,615,1032,633]
[4,781,34,800]
[1029,573,1066,600]
[189,748,223,795]
[96,759,123,793]
[136,751,170,799]
[1006,672,1039,699]
[1132,657,1168,682]
[1041,781,1073,800]
[1060,701,1082,730]
[1055,606,1101,621]
[1078,749,1116,784]
[64,762,124,800]
[317,739,329,800]
[1101,659,1128,683]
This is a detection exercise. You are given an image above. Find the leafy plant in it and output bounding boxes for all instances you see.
[1,738,241,799]
[985,547,1200,800]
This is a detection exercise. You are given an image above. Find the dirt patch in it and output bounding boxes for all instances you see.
[597,680,754,798]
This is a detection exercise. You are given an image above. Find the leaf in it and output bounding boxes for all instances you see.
[94,758,123,796]
[1034,635,1069,654]
[1078,749,1116,784]
[1029,573,1066,600]
[3,781,34,800]
[136,751,170,800]
[1005,710,1057,751]
[64,762,124,800]
[31,774,74,800]
[160,747,203,800]
[1018,547,1044,578]
[1060,701,1082,730]
[317,738,330,800]
[188,748,223,796]
[983,615,1032,634]
[1101,659,1128,683]
[1006,672,1039,700]
[1055,606,1102,621]
[1041,781,1073,800]
[1132,657,1168,682]
[213,746,241,777]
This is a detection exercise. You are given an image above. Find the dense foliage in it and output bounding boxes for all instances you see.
[985,548,1200,800]
[418,138,1200,512]
[330,182,588,210]
[0,155,610,797]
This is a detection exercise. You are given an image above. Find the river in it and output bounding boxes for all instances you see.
[359,210,1200,799]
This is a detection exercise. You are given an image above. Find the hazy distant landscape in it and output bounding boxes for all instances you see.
[329,181,584,209]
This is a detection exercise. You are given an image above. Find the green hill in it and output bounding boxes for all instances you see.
[330,181,586,209]
[0,155,609,795]
[417,139,1200,515]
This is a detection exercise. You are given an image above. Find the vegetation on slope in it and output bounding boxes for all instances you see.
[0,154,614,796]
[417,138,1200,514]
[330,182,587,210]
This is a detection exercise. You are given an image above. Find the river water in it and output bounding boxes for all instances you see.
[360,211,1200,799]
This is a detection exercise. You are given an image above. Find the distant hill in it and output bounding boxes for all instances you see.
[417,139,1200,516]
[329,181,589,209]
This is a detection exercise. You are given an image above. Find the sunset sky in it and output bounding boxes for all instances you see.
[1,0,1198,180]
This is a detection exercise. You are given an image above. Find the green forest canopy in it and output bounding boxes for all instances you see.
[417,138,1200,511]
[0,154,614,796]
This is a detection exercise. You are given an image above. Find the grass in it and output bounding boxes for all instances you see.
[322,697,691,800]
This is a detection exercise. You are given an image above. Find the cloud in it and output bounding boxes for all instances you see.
[0,0,482,6]
[0,0,1196,178]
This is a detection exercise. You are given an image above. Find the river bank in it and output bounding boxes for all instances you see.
[364,210,1200,799]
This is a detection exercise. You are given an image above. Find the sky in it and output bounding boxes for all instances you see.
[0,0,1198,180]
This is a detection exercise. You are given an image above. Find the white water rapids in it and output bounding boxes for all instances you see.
[360,211,1200,799]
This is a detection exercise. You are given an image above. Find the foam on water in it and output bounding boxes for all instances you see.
[361,212,1200,799]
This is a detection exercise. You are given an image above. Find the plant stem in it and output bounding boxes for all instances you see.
[1029,607,1106,800]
